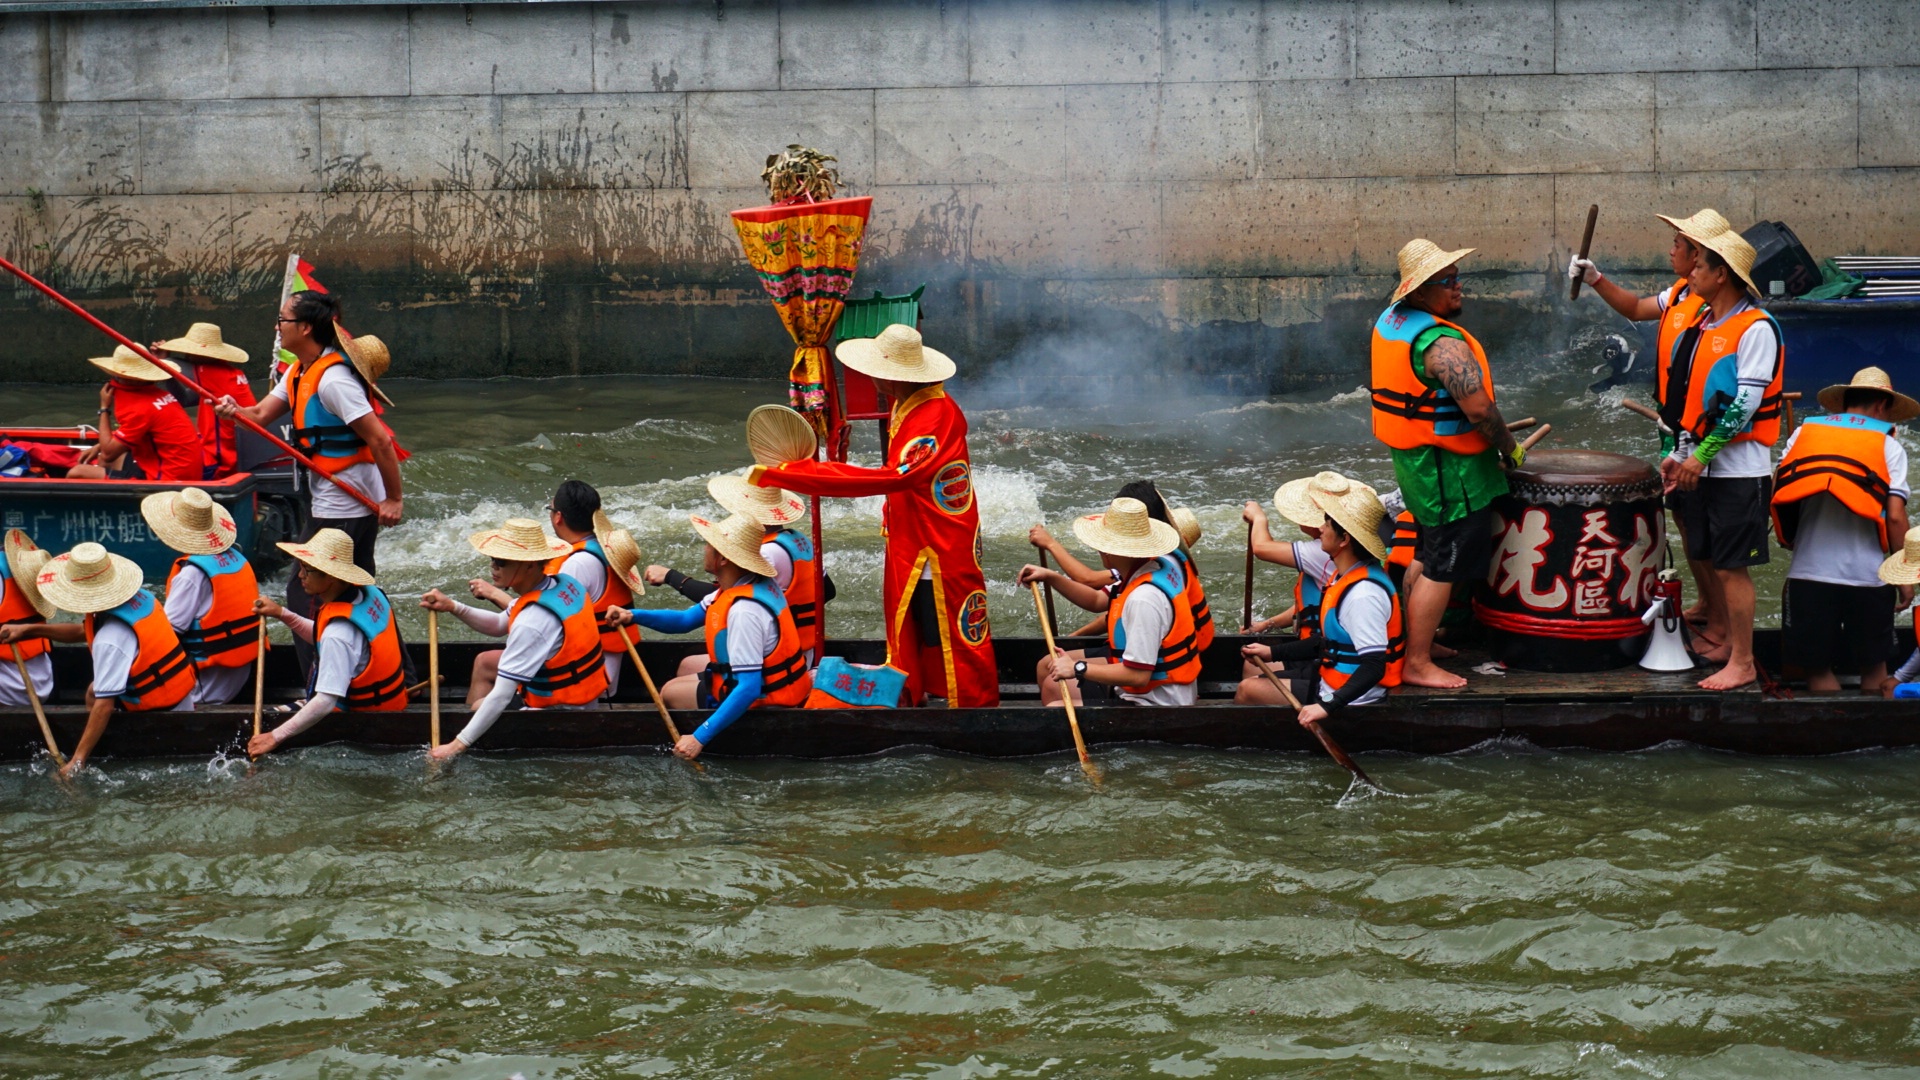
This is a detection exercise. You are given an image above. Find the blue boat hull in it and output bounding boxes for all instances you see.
[0,471,299,581]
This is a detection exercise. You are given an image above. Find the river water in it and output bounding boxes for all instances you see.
[5,363,1920,1075]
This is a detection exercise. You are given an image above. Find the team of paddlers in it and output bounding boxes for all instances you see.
[5,213,1920,779]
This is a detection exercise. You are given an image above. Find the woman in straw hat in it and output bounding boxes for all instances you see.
[1242,476,1336,640]
[750,324,998,707]
[1018,497,1201,708]
[421,518,610,759]
[1569,208,1721,402]
[1771,367,1915,694]
[1236,475,1404,721]
[0,530,56,709]
[152,321,254,481]
[1878,528,1920,699]
[1658,221,1785,693]
[1371,238,1521,690]
[249,528,409,758]
[1032,480,1212,647]
[66,345,202,482]
[144,487,262,706]
[606,513,813,759]
[0,542,196,778]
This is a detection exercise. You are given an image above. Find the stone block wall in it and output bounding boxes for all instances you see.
[0,0,1915,388]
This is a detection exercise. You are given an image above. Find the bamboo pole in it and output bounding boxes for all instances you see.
[427,609,441,750]
[1031,581,1096,781]
[252,620,267,739]
[14,653,64,768]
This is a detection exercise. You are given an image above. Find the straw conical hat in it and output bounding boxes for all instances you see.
[1880,526,1920,586]
[277,528,374,587]
[36,542,145,614]
[1307,473,1389,562]
[599,524,646,596]
[835,324,956,384]
[88,344,172,383]
[1073,497,1181,560]
[158,322,248,365]
[1655,207,1733,246]
[469,518,572,563]
[1816,366,1920,423]
[690,513,777,578]
[1390,239,1476,304]
[335,324,396,407]
[1171,506,1202,550]
[1273,478,1327,528]
[709,470,806,527]
[141,487,237,556]
[1652,208,1758,295]
[4,529,54,619]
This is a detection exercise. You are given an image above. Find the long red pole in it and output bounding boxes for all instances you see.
[0,254,381,514]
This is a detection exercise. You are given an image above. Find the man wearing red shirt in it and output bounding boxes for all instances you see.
[153,322,255,480]
[68,346,201,483]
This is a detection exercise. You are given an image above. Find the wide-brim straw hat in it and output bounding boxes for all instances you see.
[3,529,54,619]
[835,323,957,384]
[470,517,572,563]
[1881,527,1920,586]
[88,344,173,383]
[141,487,238,556]
[1307,472,1389,562]
[1273,478,1328,528]
[1073,497,1182,560]
[690,513,777,578]
[598,521,646,596]
[277,528,375,587]
[159,322,248,365]
[708,470,806,527]
[1653,207,1759,295]
[1817,366,1920,423]
[335,324,396,407]
[1390,239,1476,304]
[1171,506,1202,550]
[36,542,144,614]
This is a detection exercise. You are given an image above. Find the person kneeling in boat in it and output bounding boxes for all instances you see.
[1,543,196,778]
[248,529,408,757]
[143,487,262,706]
[0,531,56,712]
[1236,474,1405,722]
[1020,497,1200,708]
[605,513,812,760]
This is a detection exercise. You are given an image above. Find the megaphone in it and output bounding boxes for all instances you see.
[1639,569,1694,672]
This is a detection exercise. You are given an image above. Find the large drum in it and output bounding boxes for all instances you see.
[1472,449,1665,672]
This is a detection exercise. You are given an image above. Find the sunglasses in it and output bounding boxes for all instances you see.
[490,557,517,570]
[1428,273,1460,289]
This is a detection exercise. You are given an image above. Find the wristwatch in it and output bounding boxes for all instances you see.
[1073,660,1089,680]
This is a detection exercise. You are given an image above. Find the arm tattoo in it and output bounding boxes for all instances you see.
[1428,336,1515,454]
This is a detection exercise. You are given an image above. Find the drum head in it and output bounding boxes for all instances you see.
[1507,448,1660,507]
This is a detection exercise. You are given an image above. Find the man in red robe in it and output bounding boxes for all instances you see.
[751,324,999,706]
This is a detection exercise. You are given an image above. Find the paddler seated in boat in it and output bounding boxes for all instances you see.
[1771,367,1914,695]
[1240,476,1335,640]
[1,542,196,778]
[66,345,202,482]
[1019,497,1200,708]
[644,469,826,668]
[0,530,55,712]
[1236,474,1405,719]
[605,513,813,760]
[142,487,262,706]
[422,518,610,760]
[247,529,408,758]
[151,322,254,481]
[1028,480,1212,647]
[1877,529,1920,698]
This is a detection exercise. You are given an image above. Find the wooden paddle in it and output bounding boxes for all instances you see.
[1242,520,1255,631]
[1031,581,1097,781]
[1250,653,1380,791]
[252,620,267,740]
[1034,545,1061,636]
[14,652,65,769]
[427,609,440,749]
[1570,204,1599,301]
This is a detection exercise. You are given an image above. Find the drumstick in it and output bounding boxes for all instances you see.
[1519,424,1552,453]
[1506,417,1538,432]
[1570,204,1599,300]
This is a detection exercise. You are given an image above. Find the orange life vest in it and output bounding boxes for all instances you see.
[85,589,195,711]
[544,538,635,657]
[1173,546,1214,652]
[1655,279,1707,408]
[1107,557,1202,697]
[704,578,812,708]
[765,527,822,658]
[288,348,376,476]
[508,574,610,708]
[1293,567,1324,640]
[1370,305,1496,454]
[1664,305,1786,448]
[313,585,409,712]
[0,559,49,663]
[1770,413,1897,550]
[1386,511,1417,571]
[166,549,262,670]
[1318,562,1405,692]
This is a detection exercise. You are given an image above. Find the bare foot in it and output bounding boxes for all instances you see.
[1430,642,1459,660]
[1683,603,1707,622]
[1402,660,1468,689]
[1698,660,1757,691]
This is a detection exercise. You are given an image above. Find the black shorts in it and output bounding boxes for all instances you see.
[1670,476,1772,570]
[1783,579,1897,674]
[1414,506,1495,585]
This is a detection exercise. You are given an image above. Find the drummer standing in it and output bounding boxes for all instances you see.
[1369,240,1521,689]
[0,531,55,709]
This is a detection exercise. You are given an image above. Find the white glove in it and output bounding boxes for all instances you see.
[1567,255,1602,285]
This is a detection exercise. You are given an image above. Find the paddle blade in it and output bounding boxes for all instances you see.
[747,404,818,466]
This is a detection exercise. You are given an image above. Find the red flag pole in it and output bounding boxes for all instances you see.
[1,254,383,515]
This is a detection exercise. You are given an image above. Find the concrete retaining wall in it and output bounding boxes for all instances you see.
[2,0,1916,388]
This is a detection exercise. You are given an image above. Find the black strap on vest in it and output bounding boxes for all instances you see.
[528,646,605,695]
[346,662,407,709]
[182,611,261,662]
[125,639,191,701]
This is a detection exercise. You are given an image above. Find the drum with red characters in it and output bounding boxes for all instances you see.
[1472,449,1665,672]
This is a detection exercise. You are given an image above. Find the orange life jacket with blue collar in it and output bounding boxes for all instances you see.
[313,584,409,711]
[1107,556,1202,696]
[1293,568,1325,640]
[289,348,376,476]
[765,527,822,658]
[1370,305,1496,455]
[508,574,610,708]
[1318,562,1406,692]
[1386,511,1418,571]
[1664,305,1786,448]
[85,589,196,711]
[704,577,812,708]
[0,557,49,663]
[1771,412,1897,550]
[1172,546,1214,652]
[1656,279,1707,408]
[166,548,262,670]
[544,537,635,657]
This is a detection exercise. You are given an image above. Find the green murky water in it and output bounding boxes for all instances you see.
[6,360,1920,1075]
